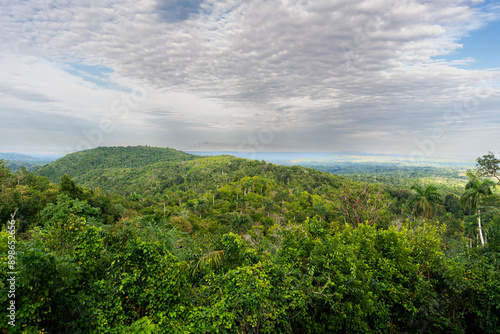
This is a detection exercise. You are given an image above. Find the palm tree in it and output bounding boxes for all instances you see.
[161,194,170,215]
[238,196,247,214]
[196,198,208,218]
[191,250,225,276]
[264,199,275,217]
[408,184,443,220]
[460,170,495,246]
[231,214,253,235]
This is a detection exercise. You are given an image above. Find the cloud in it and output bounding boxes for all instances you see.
[0,84,56,103]
[1,0,500,156]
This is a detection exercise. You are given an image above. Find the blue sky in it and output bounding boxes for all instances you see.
[442,19,500,69]
[61,62,129,91]
[1,0,500,159]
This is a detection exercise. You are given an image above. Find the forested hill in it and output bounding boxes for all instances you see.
[32,145,376,227]
[34,145,200,183]
[33,145,347,197]
[67,154,346,196]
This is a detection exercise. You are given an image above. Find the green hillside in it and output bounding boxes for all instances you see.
[35,145,200,183]
[35,147,374,227]
[70,154,345,195]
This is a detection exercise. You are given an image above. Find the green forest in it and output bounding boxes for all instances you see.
[1,146,499,333]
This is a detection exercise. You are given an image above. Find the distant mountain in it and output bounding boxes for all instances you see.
[0,152,57,172]
[0,152,40,162]
[34,146,201,183]
[186,151,333,161]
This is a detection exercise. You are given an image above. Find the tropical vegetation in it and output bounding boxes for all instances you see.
[0,146,499,333]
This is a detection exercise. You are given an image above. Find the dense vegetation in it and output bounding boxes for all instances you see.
[277,161,472,196]
[1,147,499,333]
[35,146,199,184]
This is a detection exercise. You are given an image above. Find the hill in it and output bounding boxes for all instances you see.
[0,152,41,162]
[33,146,388,227]
[34,145,200,183]
[0,152,55,172]
[69,154,345,195]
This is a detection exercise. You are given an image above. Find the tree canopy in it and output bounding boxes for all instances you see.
[0,147,499,333]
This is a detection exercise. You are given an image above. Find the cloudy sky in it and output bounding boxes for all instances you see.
[1,0,500,158]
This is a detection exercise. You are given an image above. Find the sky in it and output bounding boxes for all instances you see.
[1,0,500,160]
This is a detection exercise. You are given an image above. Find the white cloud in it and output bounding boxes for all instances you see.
[1,0,500,156]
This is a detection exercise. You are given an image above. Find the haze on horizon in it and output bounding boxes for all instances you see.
[1,0,500,160]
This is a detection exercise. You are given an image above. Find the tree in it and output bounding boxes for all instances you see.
[186,199,200,216]
[40,194,101,230]
[0,159,9,179]
[238,195,247,214]
[160,194,170,215]
[231,214,253,235]
[460,170,495,246]
[338,184,388,228]
[264,199,275,217]
[444,194,461,217]
[408,184,443,220]
[476,152,500,183]
[275,190,290,205]
[16,166,28,185]
[197,198,209,218]
[59,174,84,200]
[313,200,327,222]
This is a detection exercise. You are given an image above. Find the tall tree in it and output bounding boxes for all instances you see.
[460,170,495,246]
[408,184,443,220]
[476,152,500,183]
[264,199,275,217]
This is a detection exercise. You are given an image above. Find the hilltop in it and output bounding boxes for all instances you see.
[34,145,200,183]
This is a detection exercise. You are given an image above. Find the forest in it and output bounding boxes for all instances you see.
[1,146,499,333]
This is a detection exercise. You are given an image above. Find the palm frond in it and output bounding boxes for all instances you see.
[191,250,225,276]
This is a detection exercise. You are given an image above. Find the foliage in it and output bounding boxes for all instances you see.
[476,151,500,183]
[460,170,495,212]
[0,147,499,333]
[35,145,200,183]
[337,182,390,228]
[408,184,443,219]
